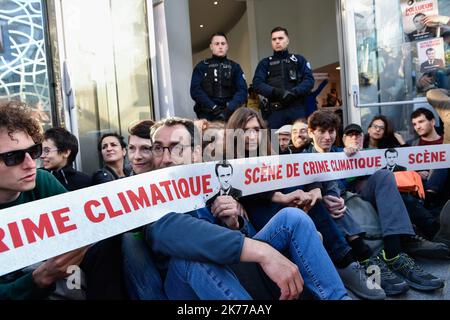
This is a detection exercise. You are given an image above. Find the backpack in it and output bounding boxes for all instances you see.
[394,171,425,199]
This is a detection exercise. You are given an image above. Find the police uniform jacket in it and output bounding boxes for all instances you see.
[253,50,314,108]
[190,55,248,113]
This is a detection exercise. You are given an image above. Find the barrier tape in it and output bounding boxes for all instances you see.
[0,145,449,276]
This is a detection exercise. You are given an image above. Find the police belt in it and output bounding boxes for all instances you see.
[268,101,287,111]
[194,103,225,115]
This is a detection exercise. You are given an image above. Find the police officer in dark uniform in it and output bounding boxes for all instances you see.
[190,32,248,121]
[253,27,314,129]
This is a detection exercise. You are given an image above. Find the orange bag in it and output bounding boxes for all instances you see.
[393,171,425,199]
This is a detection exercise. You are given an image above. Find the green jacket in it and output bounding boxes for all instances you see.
[0,169,67,300]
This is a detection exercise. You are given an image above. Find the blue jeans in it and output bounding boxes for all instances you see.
[165,208,348,300]
[165,258,252,300]
[122,232,167,300]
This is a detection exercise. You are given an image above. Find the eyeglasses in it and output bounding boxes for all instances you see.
[151,144,190,157]
[0,143,42,167]
[370,124,385,131]
[42,147,59,156]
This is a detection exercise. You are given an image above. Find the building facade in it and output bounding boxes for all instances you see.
[1,0,449,173]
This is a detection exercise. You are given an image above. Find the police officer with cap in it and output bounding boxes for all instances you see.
[190,32,248,121]
[253,27,314,129]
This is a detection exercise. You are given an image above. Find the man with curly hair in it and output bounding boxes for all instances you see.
[0,100,89,299]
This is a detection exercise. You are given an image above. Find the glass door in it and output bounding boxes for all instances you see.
[340,0,450,141]
[50,0,154,174]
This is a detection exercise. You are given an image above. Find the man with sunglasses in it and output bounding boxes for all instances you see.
[0,100,88,299]
[0,101,129,300]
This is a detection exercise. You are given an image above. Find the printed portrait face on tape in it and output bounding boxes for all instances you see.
[215,162,233,191]
[385,148,399,168]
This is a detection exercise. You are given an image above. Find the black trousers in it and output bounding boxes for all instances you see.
[80,235,128,300]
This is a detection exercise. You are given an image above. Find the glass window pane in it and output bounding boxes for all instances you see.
[353,0,450,140]
[0,0,54,130]
[60,0,153,175]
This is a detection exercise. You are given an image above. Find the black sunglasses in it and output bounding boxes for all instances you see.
[0,143,43,167]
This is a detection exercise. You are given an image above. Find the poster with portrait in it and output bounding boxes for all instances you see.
[401,0,439,42]
[416,38,445,74]
[0,25,4,53]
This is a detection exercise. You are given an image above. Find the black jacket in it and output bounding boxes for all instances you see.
[48,165,92,191]
[205,187,243,206]
[92,165,132,185]
[382,164,407,172]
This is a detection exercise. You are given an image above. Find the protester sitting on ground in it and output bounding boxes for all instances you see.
[40,127,91,191]
[92,133,131,185]
[144,117,349,300]
[342,122,450,256]
[303,113,408,296]
[274,124,293,154]
[224,107,385,300]
[127,120,155,175]
[193,119,211,163]
[408,108,449,207]
[0,100,129,300]
[117,118,168,300]
[363,115,405,149]
[305,110,445,293]
[290,118,311,153]
[359,114,450,257]
[202,121,225,162]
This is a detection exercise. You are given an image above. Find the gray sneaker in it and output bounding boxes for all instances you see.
[360,256,409,296]
[382,251,445,291]
[337,261,386,300]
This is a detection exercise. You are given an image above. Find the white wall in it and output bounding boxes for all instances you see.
[192,11,252,83]
[159,0,340,118]
[154,0,195,119]
[250,0,339,71]
[191,0,339,86]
